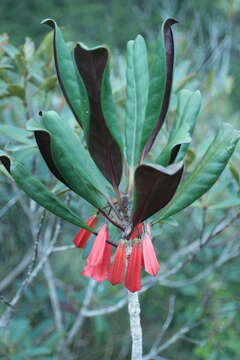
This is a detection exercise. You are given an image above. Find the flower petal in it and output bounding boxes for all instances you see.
[73,215,98,248]
[125,241,142,292]
[87,225,109,265]
[109,241,127,285]
[142,233,160,276]
[131,223,143,240]
[91,243,112,282]
[80,263,95,278]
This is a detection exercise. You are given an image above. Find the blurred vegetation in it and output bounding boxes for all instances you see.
[0,1,240,359]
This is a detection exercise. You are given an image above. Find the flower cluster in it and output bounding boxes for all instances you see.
[73,216,160,292]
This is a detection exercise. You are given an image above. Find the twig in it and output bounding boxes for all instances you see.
[169,212,239,264]
[156,322,201,353]
[67,279,96,345]
[44,260,64,332]
[152,295,175,349]
[0,195,21,218]
[0,253,31,292]
[0,218,62,329]
[144,321,202,359]
[82,297,127,317]
[53,245,75,252]
[99,208,124,231]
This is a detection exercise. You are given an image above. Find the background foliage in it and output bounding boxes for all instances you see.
[0,0,239,359]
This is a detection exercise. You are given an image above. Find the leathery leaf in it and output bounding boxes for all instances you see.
[41,111,111,210]
[153,123,240,223]
[132,162,184,228]
[0,153,94,231]
[156,89,201,166]
[42,19,89,129]
[74,43,123,187]
[125,35,149,184]
[141,18,177,159]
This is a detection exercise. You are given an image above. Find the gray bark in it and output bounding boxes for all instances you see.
[128,291,143,360]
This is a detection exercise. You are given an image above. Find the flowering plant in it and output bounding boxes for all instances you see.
[0,18,239,294]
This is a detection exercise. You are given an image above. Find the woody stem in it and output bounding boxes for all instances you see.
[99,209,124,231]
[128,291,143,360]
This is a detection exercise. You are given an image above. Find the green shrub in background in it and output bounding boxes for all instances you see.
[0,9,239,360]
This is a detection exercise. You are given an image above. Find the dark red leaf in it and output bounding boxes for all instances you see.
[34,130,69,187]
[74,44,122,186]
[0,155,10,172]
[142,18,177,159]
[132,162,183,228]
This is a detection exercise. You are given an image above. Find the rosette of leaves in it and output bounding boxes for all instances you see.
[0,18,239,237]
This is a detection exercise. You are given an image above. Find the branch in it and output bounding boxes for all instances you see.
[67,279,96,345]
[144,321,201,359]
[152,295,175,349]
[0,253,31,292]
[44,260,64,332]
[0,218,62,329]
[0,194,21,218]
[53,245,75,252]
[128,291,143,360]
[82,297,128,317]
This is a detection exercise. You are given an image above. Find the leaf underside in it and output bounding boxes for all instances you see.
[74,44,123,187]
[132,162,184,228]
[141,18,177,159]
[34,130,69,186]
[41,111,110,210]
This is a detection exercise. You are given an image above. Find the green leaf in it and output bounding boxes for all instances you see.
[229,162,240,185]
[208,198,240,210]
[0,152,95,231]
[152,123,240,223]
[125,35,149,179]
[0,124,32,144]
[160,217,179,227]
[20,347,51,357]
[7,318,29,345]
[0,84,26,101]
[141,19,177,158]
[41,19,89,129]
[41,111,110,209]
[27,117,71,188]
[41,75,57,92]
[156,89,201,165]
[175,90,202,162]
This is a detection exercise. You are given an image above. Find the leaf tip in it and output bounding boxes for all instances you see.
[165,18,179,26]
[41,18,56,29]
[0,154,11,173]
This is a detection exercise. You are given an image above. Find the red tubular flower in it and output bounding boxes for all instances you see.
[87,225,109,266]
[125,241,142,292]
[131,223,143,240]
[142,225,160,276]
[73,215,98,249]
[81,243,112,282]
[91,243,112,282]
[81,263,95,278]
[109,241,127,285]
